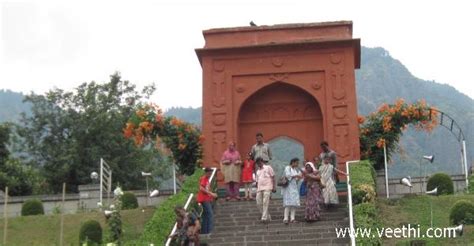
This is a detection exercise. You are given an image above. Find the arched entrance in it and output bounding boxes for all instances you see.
[237,82,324,161]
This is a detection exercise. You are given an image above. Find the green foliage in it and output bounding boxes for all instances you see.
[349,160,377,204]
[468,175,474,193]
[14,73,168,193]
[79,219,102,245]
[449,200,474,225]
[427,173,454,195]
[139,169,204,245]
[359,99,438,170]
[21,199,44,216]
[0,89,31,123]
[354,203,383,245]
[121,192,139,210]
[349,160,382,245]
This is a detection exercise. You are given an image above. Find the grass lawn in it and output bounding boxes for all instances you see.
[0,207,155,245]
[377,194,474,245]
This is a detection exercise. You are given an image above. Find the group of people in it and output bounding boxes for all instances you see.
[220,133,346,224]
[171,133,345,245]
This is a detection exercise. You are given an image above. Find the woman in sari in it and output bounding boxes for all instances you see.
[303,162,324,222]
[220,142,242,201]
[319,156,347,208]
[281,158,302,224]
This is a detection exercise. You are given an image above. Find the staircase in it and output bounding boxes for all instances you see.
[201,198,351,246]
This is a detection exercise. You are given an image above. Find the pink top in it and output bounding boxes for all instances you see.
[256,164,275,191]
[221,149,241,164]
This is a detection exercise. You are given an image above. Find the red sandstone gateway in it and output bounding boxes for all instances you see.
[196,21,361,183]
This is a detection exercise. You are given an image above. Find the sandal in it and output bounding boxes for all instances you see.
[290,220,296,223]
[225,197,231,201]
[283,220,288,225]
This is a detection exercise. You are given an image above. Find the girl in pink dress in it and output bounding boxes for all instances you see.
[241,152,255,200]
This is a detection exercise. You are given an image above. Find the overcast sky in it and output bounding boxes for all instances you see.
[1,0,473,109]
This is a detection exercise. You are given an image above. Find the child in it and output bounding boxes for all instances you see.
[241,152,255,200]
[318,157,347,208]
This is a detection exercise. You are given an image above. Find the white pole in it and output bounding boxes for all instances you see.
[346,160,359,246]
[145,176,149,207]
[462,140,469,190]
[173,164,177,195]
[59,183,66,246]
[3,186,8,245]
[100,158,103,207]
[384,143,389,198]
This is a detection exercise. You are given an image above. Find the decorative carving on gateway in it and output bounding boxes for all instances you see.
[331,69,346,100]
[334,124,350,158]
[240,102,321,124]
[269,73,289,82]
[212,113,226,126]
[212,72,226,108]
[333,104,348,119]
[272,57,284,67]
[310,71,325,91]
[212,132,226,162]
[330,53,343,64]
[235,83,246,93]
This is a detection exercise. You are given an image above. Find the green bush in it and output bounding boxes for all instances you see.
[354,203,383,245]
[427,173,454,195]
[79,220,102,245]
[468,175,474,193]
[449,200,474,225]
[121,192,139,210]
[350,160,377,205]
[139,168,204,245]
[21,199,44,216]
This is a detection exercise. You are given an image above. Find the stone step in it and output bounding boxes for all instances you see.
[214,215,347,226]
[212,220,349,233]
[202,225,348,239]
[203,234,350,245]
[214,209,348,220]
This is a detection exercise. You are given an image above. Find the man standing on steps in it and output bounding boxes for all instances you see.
[319,141,338,183]
[251,132,272,163]
[255,157,276,223]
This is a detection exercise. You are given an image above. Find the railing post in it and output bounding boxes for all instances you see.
[346,160,359,246]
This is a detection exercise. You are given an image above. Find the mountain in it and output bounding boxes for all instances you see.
[0,89,30,123]
[2,47,473,178]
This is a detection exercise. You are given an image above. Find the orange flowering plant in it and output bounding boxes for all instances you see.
[359,99,438,170]
[124,104,203,175]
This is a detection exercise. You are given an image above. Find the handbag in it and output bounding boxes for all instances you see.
[299,180,307,196]
[277,176,289,187]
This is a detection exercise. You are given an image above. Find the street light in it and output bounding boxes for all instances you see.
[141,171,152,207]
[400,176,413,194]
[419,155,435,193]
[425,187,438,227]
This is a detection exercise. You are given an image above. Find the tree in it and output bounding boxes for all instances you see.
[15,73,166,192]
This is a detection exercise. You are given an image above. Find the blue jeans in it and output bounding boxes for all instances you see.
[200,201,213,234]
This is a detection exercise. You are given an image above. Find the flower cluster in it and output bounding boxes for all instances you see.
[123,104,203,175]
[359,99,438,170]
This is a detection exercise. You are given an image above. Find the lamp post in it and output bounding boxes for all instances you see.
[383,142,389,198]
[141,172,152,207]
[419,155,435,193]
[425,187,438,227]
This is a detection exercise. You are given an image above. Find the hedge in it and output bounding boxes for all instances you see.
[427,173,454,195]
[449,199,474,225]
[21,199,45,216]
[138,168,204,245]
[350,160,382,245]
[350,160,377,204]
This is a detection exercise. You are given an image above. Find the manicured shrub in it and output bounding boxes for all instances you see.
[449,200,474,225]
[350,160,377,205]
[21,199,44,216]
[79,220,102,245]
[121,192,139,210]
[354,203,382,245]
[427,173,454,195]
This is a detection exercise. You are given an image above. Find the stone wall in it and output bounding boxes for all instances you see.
[375,170,467,198]
[0,184,174,218]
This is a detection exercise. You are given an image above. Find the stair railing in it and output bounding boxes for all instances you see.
[346,160,359,246]
[165,167,217,246]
